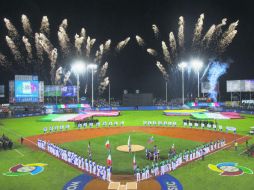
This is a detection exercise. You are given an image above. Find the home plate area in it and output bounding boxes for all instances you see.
[108,181,137,190]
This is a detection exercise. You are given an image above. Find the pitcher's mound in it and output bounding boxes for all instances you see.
[116,145,145,152]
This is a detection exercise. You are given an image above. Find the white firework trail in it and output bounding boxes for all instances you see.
[90,38,96,49]
[98,77,109,94]
[213,18,227,39]
[55,67,63,84]
[221,20,239,40]
[63,71,71,85]
[5,36,22,62]
[94,44,104,63]
[60,19,68,29]
[85,36,96,57]
[22,36,33,61]
[40,16,50,37]
[156,61,169,80]
[152,24,159,39]
[49,48,58,68]
[99,62,108,79]
[116,37,130,52]
[147,48,157,57]
[135,35,145,47]
[169,32,177,57]
[0,52,7,67]
[104,39,111,53]
[217,20,238,53]
[178,16,185,49]
[21,14,33,37]
[74,33,84,54]
[80,28,86,39]
[38,33,54,55]
[4,18,19,41]
[202,24,216,48]
[85,36,91,57]
[161,41,171,64]
[192,13,205,47]
[35,33,44,63]
[58,26,70,55]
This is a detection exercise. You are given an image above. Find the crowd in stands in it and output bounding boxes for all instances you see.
[10,103,45,116]
[0,105,9,118]
[153,98,184,106]
[0,134,13,150]
[135,139,226,182]
[37,139,112,181]
[93,98,120,107]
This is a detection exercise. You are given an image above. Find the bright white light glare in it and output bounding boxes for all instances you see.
[178,62,187,69]
[87,63,98,70]
[191,59,203,70]
[71,60,86,74]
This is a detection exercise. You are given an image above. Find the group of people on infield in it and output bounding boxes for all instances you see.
[76,121,125,129]
[143,121,177,127]
[37,139,112,181]
[183,120,223,131]
[43,124,70,133]
[43,121,126,134]
[135,139,226,182]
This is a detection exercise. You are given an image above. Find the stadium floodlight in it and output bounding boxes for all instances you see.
[87,63,98,107]
[191,59,203,97]
[71,60,86,74]
[71,60,86,103]
[178,62,187,105]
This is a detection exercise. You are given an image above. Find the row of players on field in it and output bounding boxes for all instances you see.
[43,121,125,133]
[135,139,226,182]
[143,120,223,131]
[37,139,112,181]
[42,120,230,134]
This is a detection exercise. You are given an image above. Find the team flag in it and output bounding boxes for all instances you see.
[147,136,154,144]
[107,152,112,166]
[128,135,131,153]
[133,154,137,170]
[105,139,110,149]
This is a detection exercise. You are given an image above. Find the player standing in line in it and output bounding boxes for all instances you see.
[103,166,107,180]
[135,166,141,182]
[141,168,146,180]
[145,165,150,179]
[49,126,53,133]
[106,166,112,182]
[93,162,97,175]
[43,127,47,134]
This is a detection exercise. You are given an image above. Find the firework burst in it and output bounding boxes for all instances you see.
[135,13,238,82]
[0,15,129,96]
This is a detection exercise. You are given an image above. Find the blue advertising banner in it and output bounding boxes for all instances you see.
[61,86,77,97]
[62,174,93,190]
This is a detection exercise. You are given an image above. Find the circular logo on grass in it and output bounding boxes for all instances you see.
[3,163,47,176]
[208,162,253,176]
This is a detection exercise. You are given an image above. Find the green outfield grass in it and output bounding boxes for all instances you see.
[60,132,201,174]
[0,110,254,190]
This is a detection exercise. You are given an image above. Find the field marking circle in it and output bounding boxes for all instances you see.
[116,144,145,152]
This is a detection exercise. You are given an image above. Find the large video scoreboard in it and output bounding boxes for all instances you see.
[9,75,44,103]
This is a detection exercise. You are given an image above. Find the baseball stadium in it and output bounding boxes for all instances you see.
[1,1,254,190]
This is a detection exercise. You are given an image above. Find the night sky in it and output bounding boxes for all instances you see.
[0,0,253,101]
